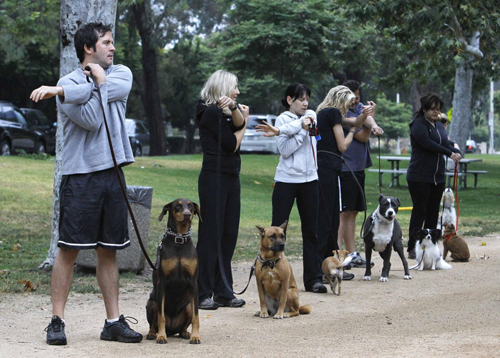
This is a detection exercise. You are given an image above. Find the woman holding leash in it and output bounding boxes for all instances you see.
[315,86,371,264]
[257,83,326,293]
[195,70,249,310]
[406,93,461,259]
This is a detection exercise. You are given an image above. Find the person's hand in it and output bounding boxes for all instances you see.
[30,86,63,102]
[83,63,106,85]
[302,116,312,130]
[256,120,279,137]
[361,105,373,117]
[450,152,461,163]
[218,95,235,109]
[238,104,250,120]
[372,125,384,136]
[366,100,377,112]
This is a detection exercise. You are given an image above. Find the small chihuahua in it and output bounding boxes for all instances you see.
[321,250,353,295]
[443,223,470,262]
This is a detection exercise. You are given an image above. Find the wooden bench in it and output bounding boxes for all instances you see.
[467,170,489,189]
[368,169,407,187]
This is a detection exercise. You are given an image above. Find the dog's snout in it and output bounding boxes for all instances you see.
[183,210,192,218]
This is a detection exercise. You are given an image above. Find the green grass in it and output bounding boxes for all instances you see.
[1,153,499,293]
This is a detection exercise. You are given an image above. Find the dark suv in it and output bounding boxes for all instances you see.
[0,101,48,156]
[21,108,57,155]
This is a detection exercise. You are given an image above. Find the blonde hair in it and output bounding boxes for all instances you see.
[316,86,355,115]
[200,70,238,106]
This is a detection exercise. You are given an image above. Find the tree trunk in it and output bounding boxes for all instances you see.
[449,61,473,156]
[131,2,167,156]
[39,0,118,269]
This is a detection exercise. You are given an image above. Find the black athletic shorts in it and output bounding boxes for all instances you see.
[58,167,130,250]
[340,170,366,212]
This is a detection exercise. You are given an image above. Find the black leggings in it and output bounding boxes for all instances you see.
[196,170,241,301]
[407,180,446,251]
[272,181,322,288]
[317,167,341,259]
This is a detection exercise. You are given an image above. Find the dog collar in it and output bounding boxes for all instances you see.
[444,232,456,243]
[161,227,193,245]
[257,252,282,270]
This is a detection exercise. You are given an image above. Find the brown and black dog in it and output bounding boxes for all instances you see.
[322,250,353,296]
[254,221,311,319]
[443,223,470,262]
[146,199,201,344]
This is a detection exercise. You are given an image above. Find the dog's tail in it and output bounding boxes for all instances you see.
[437,258,452,270]
[299,305,311,315]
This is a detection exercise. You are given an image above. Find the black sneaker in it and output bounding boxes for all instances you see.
[348,252,374,268]
[100,315,143,343]
[45,315,67,345]
[213,296,246,308]
[199,297,219,310]
[305,282,327,293]
[408,248,416,260]
[343,271,355,281]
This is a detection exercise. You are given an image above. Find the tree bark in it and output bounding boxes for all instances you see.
[449,60,474,156]
[131,1,167,156]
[39,0,118,269]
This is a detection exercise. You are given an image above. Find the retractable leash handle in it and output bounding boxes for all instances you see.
[85,66,156,271]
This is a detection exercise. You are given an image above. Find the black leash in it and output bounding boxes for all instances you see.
[86,67,156,271]
[215,105,253,295]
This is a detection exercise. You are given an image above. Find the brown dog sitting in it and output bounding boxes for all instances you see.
[146,199,201,344]
[442,223,470,262]
[322,250,353,296]
[254,221,311,319]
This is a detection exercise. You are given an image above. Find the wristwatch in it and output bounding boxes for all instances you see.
[230,102,238,111]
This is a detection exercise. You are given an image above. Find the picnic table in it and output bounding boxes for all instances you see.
[368,156,487,190]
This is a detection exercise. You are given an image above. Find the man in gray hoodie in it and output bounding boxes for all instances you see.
[31,22,142,345]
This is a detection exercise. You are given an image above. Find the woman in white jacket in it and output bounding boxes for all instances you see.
[259,83,326,293]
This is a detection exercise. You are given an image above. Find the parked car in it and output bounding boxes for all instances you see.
[125,118,151,157]
[21,108,57,155]
[0,101,47,156]
[240,114,278,154]
[466,139,478,153]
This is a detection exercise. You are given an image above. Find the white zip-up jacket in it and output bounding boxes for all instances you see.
[274,110,318,183]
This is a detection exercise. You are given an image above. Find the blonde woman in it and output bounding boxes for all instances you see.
[195,70,249,310]
[315,86,371,273]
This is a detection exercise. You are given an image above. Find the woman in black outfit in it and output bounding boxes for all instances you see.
[315,86,370,263]
[406,93,461,259]
[195,70,249,310]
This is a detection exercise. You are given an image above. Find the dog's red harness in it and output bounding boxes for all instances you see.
[443,232,456,243]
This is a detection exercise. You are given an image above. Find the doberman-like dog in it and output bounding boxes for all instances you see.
[146,198,202,344]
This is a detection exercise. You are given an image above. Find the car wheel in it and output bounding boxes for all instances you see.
[37,142,46,154]
[0,140,11,156]
[134,145,142,157]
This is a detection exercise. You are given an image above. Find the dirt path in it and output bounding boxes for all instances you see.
[1,234,499,358]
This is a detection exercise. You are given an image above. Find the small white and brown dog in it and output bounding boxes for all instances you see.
[437,188,457,232]
[321,250,353,296]
[411,229,452,270]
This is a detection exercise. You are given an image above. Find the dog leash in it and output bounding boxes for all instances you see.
[86,67,156,271]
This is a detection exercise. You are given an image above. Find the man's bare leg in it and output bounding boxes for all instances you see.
[51,247,79,318]
[96,247,120,319]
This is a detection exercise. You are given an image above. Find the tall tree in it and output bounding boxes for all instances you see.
[214,0,338,112]
[39,0,118,268]
[346,0,500,152]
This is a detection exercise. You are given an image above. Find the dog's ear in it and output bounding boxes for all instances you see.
[279,220,288,231]
[191,201,202,223]
[158,201,173,222]
[394,197,401,207]
[379,193,384,202]
[431,229,443,240]
[255,225,266,237]
[411,228,423,238]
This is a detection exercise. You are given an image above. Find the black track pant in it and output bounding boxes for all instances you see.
[197,170,240,301]
[271,180,322,289]
[407,180,446,251]
[317,167,341,260]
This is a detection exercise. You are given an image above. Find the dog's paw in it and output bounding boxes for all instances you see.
[189,335,201,344]
[363,276,372,281]
[404,275,412,280]
[379,276,388,282]
[146,332,157,340]
[180,331,191,340]
[156,335,168,344]
[256,311,269,318]
[273,313,284,319]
